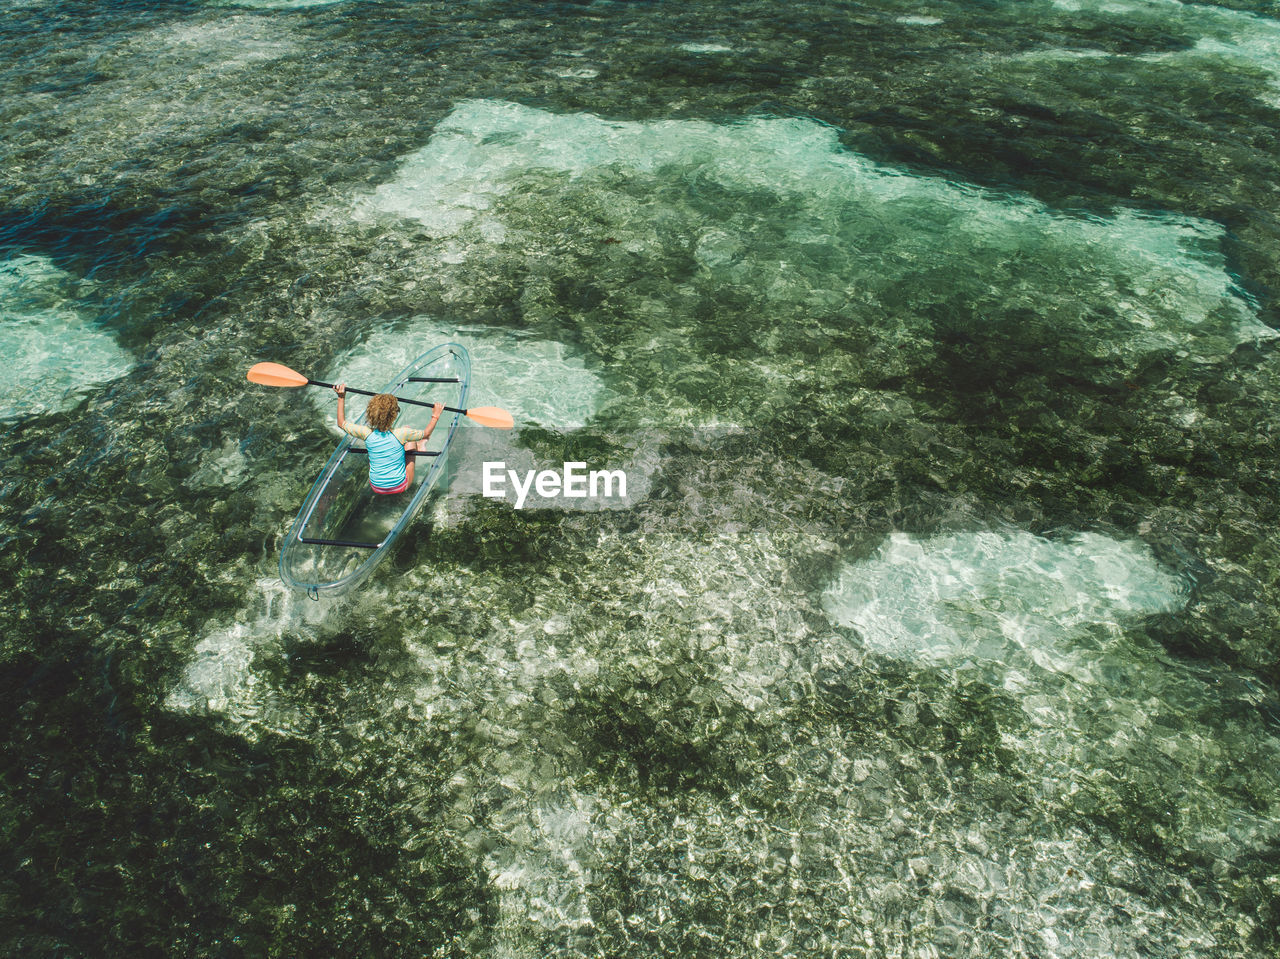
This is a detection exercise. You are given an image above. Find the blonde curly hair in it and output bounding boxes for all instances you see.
[366,393,400,432]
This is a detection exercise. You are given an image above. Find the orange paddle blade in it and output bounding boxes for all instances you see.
[247,362,310,388]
[465,406,514,429]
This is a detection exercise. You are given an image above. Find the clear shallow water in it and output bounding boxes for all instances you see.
[822,528,1191,669]
[0,254,135,420]
[312,315,613,429]
[2,1,1279,957]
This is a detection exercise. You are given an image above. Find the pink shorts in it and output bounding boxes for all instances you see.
[370,476,411,495]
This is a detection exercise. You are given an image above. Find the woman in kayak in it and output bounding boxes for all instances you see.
[333,383,444,494]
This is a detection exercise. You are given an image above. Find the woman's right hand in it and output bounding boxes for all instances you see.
[334,383,346,397]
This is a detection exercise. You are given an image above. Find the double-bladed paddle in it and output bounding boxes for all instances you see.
[247,361,514,429]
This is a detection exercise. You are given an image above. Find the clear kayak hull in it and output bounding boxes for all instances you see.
[279,342,470,596]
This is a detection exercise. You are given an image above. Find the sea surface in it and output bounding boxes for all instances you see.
[2,0,1279,956]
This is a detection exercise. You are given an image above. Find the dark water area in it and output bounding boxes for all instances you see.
[2,0,1279,956]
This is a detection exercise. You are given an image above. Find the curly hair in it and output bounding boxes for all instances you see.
[365,393,400,432]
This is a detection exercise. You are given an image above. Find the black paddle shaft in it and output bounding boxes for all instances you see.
[309,377,466,415]
[346,448,439,457]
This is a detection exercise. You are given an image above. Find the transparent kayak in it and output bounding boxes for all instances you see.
[279,342,470,596]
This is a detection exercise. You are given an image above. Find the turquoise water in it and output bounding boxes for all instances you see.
[2,0,1279,956]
